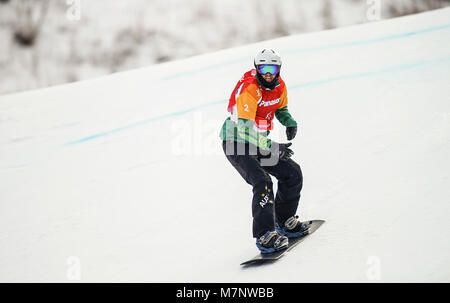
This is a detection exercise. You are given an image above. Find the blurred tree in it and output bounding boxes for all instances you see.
[322,0,335,29]
[12,0,49,47]
[386,0,447,18]
[273,3,289,37]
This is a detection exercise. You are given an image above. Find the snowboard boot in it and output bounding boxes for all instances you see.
[256,230,289,254]
[276,215,310,238]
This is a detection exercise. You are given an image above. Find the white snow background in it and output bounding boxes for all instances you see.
[0,8,450,282]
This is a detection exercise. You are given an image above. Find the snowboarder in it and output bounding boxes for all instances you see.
[220,49,309,254]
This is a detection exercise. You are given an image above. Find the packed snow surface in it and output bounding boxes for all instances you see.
[1,8,450,282]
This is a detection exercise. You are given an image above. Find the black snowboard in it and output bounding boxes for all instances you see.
[240,220,325,266]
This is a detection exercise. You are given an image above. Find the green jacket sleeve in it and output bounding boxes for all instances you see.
[236,118,272,151]
[275,106,297,127]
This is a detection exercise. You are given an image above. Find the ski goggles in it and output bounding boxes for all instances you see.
[257,64,280,75]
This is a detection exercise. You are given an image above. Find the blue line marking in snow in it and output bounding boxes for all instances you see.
[160,23,450,80]
[282,23,450,55]
[63,22,450,146]
[289,56,450,89]
[63,99,227,146]
[160,58,252,80]
[63,55,450,146]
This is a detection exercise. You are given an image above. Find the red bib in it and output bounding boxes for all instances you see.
[227,69,286,131]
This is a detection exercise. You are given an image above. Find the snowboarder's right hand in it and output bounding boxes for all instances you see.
[286,126,297,141]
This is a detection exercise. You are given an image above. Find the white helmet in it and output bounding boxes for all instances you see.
[254,49,282,67]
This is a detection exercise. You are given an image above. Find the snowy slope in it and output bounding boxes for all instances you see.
[1,8,450,282]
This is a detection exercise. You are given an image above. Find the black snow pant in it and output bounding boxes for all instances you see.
[222,140,303,239]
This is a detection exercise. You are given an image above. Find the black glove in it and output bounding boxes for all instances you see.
[279,142,294,159]
[259,142,294,165]
[272,142,294,160]
[286,126,297,141]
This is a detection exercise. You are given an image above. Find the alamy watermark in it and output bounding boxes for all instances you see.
[366,0,381,21]
[171,112,221,157]
[366,255,382,281]
[170,111,283,166]
[66,256,81,281]
[66,0,81,21]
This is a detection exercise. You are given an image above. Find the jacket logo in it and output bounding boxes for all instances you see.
[259,98,280,107]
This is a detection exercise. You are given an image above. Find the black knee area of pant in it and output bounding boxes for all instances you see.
[283,160,303,189]
[252,179,273,195]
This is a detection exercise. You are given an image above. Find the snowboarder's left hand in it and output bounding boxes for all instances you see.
[286,126,297,140]
[278,142,294,160]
